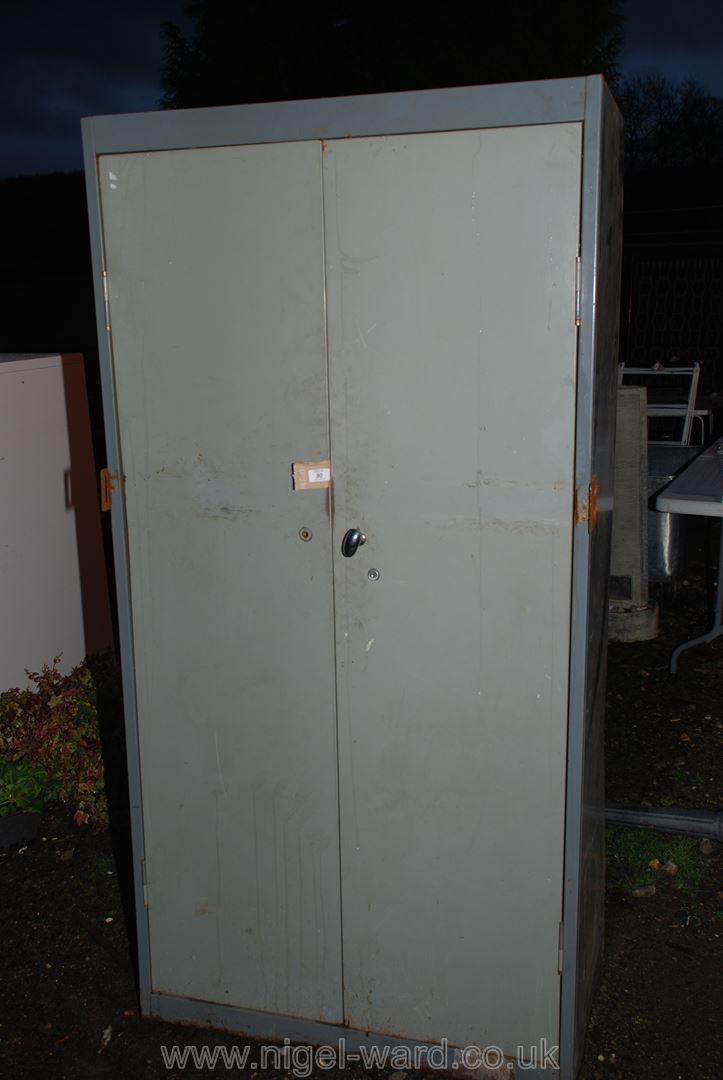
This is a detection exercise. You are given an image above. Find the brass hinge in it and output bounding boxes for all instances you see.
[575,475,599,533]
[99,468,121,511]
[557,921,565,974]
[574,255,582,326]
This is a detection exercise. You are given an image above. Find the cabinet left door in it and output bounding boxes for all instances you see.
[99,142,343,1022]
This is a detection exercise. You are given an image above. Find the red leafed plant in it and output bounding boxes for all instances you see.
[0,657,112,825]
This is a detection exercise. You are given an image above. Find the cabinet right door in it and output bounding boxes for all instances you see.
[324,124,583,1051]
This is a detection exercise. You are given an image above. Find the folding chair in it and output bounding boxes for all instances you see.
[617,362,708,446]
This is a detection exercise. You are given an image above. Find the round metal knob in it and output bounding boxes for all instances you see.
[341,528,366,557]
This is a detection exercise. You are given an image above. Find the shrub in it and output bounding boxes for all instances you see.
[0,657,110,825]
[0,758,55,816]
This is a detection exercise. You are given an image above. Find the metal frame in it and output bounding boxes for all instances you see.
[619,362,705,445]
[81,146,153,1014]
[562,76,622,1080]
[82,75,620,1080]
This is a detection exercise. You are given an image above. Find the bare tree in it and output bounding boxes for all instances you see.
[160,1,625,110]
[618,75,723,171]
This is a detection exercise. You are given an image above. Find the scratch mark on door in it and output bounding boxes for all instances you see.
[214,791,223,986]
[214,732,227,797]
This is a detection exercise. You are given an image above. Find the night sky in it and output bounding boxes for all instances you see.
[2,0,723,179]
[1,0,188,176]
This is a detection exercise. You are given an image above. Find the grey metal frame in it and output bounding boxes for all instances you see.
[562,77,622,1080]
[82,143,153,1016]
[82,75,620,1080]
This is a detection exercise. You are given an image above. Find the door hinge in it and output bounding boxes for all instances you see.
[574,255,582,326]
[141,858,149,907]
[102,270,111,332]
[575,475,598,533]
[557,921,565,974]
[99,467,122,511]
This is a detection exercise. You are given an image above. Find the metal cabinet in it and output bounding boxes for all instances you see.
[0,353,112,689]
[83,77,622,1079]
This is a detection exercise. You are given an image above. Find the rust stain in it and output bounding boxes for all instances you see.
[588,474,599,533]
[574,486,587,527]
[325,483,335,521]
[99,468,123,511]
[574,475,599,533]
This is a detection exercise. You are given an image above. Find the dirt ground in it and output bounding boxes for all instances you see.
[578,523,723,1080]
[2,532,722,1080]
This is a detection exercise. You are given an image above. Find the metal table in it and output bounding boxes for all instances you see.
[656,436,723,672]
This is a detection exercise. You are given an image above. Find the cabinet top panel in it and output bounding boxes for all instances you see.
[82,76,607,159]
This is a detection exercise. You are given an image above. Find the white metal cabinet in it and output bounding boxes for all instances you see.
[0,353,112,689]
[84,77,622,1078]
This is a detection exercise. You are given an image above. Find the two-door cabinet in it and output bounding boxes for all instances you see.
[83,76,622,1079]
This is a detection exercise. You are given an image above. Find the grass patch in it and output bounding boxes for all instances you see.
[94,854,114,878]
[606,826,705,891]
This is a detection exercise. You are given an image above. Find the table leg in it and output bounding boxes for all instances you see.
[670,524,723,673]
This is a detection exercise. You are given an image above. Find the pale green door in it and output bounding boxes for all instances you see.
[99,141,343,1021]
[101,121,583,1051]
[324,124,582,1049]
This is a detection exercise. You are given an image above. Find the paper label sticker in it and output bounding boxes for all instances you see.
[308,467,330,483]
[292,460,332,490]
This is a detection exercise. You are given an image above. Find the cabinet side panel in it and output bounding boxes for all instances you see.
[562,79,623,1080]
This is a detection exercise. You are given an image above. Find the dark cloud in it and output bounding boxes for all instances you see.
[621,0,723,95]
[1,0,187,176]
[624,0,723,50]
[3,1,723,178]
[2,0,176,80]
